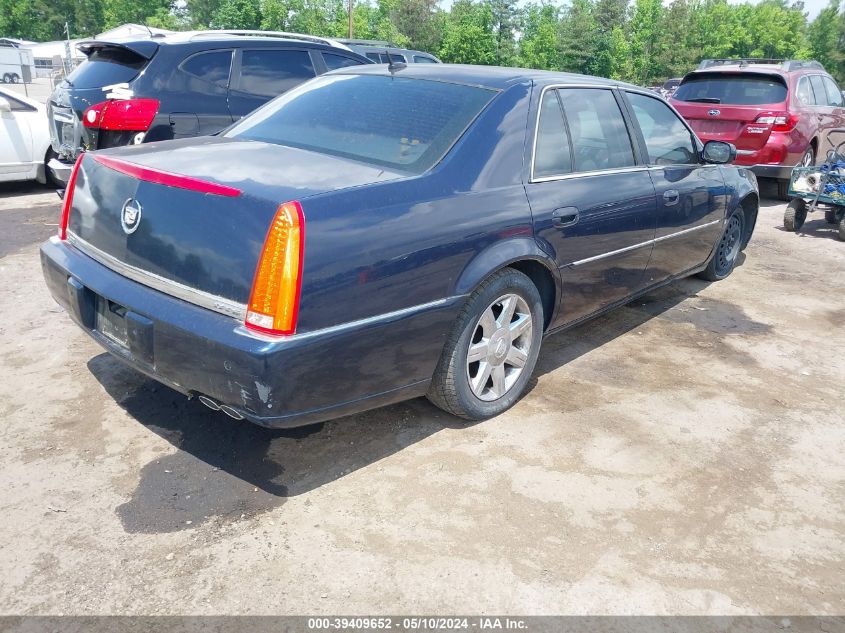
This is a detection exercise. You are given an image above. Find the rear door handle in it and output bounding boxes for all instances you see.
[552,206,580,228]
[663,190,680,206]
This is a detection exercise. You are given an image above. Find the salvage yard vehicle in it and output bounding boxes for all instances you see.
[46,30,371,183]
[0,85,60,186]
[40,65,759,427]
[671,58,845,200]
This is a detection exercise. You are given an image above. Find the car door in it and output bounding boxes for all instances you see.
[0,91,34,176]
[623,90,727,280]
[525,86,659,329]
[228,48,317,119]
[160,49,234,140]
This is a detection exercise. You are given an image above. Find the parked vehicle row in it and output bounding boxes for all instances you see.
[40,64,758,427]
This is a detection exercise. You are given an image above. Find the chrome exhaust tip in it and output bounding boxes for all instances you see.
[196,394,245,420]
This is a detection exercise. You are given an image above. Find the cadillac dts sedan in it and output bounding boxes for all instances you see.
[41,65,759,427]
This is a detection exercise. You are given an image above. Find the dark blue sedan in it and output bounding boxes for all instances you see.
[40,65,759,427]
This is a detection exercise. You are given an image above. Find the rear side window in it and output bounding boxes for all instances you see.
[558,88,635,172]
[65,47,149,89]
[796,76,814,106]
[627,92,697,165]
[237,49,315,98]
[3,93,34,112]
[366,53,381,62]
[533,90,572,178]
[414,56,437,64]
[674,74,787,105]
[810,75,827,106]
[323,53,363,71]
[823,76,844,106]
[180,50,232,88]
[226,74,496,173]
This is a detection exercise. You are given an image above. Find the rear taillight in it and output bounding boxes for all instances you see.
[245,202,305,337]
[92,154,242,197]
[59,155,83,240]
[755,112,799,132]
[82,99,160,131]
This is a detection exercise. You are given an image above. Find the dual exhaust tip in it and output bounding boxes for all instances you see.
[197,394,245,420]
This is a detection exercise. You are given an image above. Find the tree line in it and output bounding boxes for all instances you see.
[3,0,845,85]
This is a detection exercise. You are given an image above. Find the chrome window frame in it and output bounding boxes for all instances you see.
[528,83,645,184]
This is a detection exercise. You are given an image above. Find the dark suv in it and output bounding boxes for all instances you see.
[671,58,845,198]
[47,30,371,183]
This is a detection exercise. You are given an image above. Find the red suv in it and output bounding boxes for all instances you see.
[671,58,845,198]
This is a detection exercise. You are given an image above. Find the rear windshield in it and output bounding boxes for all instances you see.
[65,47,150,89]
[225,74,497,173]
[674,73,787,105]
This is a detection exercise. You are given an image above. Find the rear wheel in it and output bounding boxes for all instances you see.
[800,145,816,168]
[427,268,544,420]
[698,208,745,281]
[9,73,19,84]
[1,73,9,84]
[784,199,807,232]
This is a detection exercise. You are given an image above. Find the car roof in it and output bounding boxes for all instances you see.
[330,63,646,91]
[352,44,438,58]
[115,30,356,52]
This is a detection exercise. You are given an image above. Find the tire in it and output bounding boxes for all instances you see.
[800,145,815,168]
[784,199,807,232]
[1,73,9,84]
[825,210,838,224]
[697,208,746,281]
[427,268,544,421]
[9,73,19,84]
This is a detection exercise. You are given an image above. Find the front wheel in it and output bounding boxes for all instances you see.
[427,268,544,420]
[784,199,807,232]
[698,208,746,281]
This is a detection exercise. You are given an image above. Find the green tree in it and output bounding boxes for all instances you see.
[211,0,261,28]
[518,3,560,70]
[558,0,598,74]
[629,0,664,84]
[439,0,497,64]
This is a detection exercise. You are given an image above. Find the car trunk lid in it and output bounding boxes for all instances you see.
[65,137,405,312]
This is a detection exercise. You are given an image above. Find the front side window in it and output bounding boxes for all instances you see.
[533,90,572,178]
[627,92,698,165]
[226,74,496,173]
[557,88,635,172]
[823,76,844,107]
[323,53,363,71]
[237,49,315,98]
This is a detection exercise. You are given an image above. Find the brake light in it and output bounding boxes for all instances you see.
[82,99,159,131]
[755,112,799,132]
[245,202,305,337]
[92,154,242,197]
[59,155,83,240]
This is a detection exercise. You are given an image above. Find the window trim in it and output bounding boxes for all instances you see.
[621,89,704,169]
[529,83,644,184]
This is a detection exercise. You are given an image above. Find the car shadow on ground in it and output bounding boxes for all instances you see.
[87,259,770,536]
[0,181,54,199]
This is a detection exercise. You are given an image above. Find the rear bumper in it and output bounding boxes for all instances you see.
[41,237,460,428]
[47,158,73,185]
[749,164,794,181]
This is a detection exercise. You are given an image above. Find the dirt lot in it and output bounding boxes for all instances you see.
[0,180,843,615]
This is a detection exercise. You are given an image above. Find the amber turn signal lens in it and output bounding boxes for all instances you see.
[245,201,305,336]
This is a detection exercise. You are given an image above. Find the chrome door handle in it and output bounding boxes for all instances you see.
[663,190,680,206]
[552,206,580,228]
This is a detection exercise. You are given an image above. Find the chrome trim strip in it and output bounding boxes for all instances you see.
[234,296,461,344]
[652,219,721,244]
[568,219,722,267]
[531,166,650,183]
[66,231,248,320]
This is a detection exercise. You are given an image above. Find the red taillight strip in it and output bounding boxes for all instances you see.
[92,154,242,197]
[59,155,84,240]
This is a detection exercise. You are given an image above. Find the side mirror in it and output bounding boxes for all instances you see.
[702,140,735,164]
[0,97,10,113]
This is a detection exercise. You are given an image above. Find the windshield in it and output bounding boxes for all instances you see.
[225,74,497,174]
[65,47,149,89]
[674,73,787,105]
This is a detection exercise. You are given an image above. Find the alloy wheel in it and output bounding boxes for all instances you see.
[466,293,533,402]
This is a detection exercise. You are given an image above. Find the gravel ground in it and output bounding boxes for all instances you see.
[0,179,843,615]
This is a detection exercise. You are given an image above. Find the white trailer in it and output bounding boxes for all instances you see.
[0,46,35,84]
